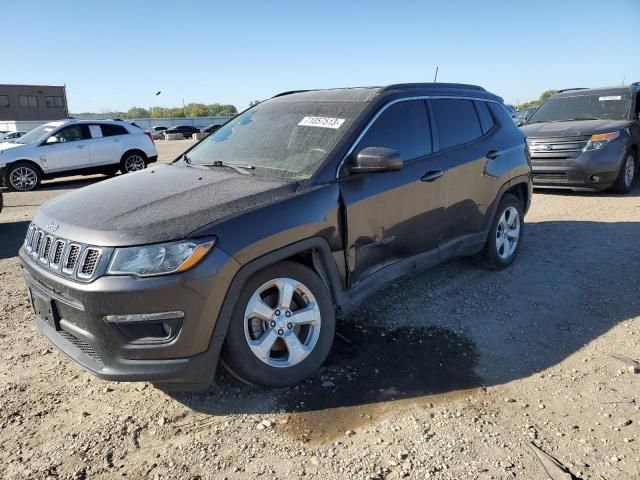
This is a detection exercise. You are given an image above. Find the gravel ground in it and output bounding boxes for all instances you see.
[1,142,639,479]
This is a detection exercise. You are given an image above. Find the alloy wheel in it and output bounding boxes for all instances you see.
[124,155,145,172]
[624,155,635,189]
[495,206,520,260]
[243,277,321,368]
[9,166,38,191]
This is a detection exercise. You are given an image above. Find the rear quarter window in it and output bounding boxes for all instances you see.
[474,101,495,134]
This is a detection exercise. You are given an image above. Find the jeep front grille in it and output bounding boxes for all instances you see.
[22,223,104,281]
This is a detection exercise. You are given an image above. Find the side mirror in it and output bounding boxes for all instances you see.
[349,147,402,174]
[45,136,59,144]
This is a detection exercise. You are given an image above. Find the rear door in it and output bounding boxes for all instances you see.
[89,123,127,166]
[339,99,449,287]
[428,98,500,245]
[39,124,92,172]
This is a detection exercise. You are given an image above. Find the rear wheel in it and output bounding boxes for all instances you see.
[478,194,523,270]
[6,162,41,192]
[609,151,636,195]
[221,261,335,387]
[120,152,147,173]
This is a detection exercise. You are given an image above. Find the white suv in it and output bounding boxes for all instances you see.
[0,120,158,191]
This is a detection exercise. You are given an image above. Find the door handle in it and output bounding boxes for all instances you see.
[486,149,501,160]
[421,170,444,182]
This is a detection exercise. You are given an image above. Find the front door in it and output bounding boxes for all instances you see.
[39,124,92,173]
[339,99,449,287]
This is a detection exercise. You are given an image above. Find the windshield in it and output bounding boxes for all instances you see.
[528,93,631,123]
[13,124,57,144]
[186,98,367,178]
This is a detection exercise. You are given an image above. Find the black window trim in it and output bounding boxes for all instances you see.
[353,98,434,166]
[337,95,503,178]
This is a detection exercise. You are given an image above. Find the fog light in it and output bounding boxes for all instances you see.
[104,311,184,324]
[590,175,600,182]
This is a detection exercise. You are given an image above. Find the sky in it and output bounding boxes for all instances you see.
[2,0,639,113]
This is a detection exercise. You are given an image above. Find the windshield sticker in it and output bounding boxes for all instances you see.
[599,96,622,101]
[298,116,345,129]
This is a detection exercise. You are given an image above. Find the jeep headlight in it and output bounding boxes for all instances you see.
[584,131,620,151]
[107,239,215,277]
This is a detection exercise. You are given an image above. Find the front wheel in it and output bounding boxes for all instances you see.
[6,162,42,192]
[478,194,524,270]
[120,152,147,174]
[609,151,636,195]
[221,261,335,387]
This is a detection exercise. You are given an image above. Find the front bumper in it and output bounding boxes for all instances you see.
[20,246,240,389]
[530,139,627,191]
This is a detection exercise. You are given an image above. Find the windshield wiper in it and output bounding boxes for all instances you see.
[185,157,254,175]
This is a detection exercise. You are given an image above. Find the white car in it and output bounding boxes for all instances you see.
[0,131,26,141]
[0,120,158,191]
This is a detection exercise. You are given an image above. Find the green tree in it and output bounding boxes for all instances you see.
[249,100,261,107]
[126,107,150,118]
[185,103,208,117]
[168,107,185,118]
[518,89,559,109]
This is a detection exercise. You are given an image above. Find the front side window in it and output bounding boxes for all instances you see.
[19,95,38,108]
[355,100,431,161]
[0,95,9,108]
[528,92,632,123]
[431,99,483,150]
[45,96,64,108]
[187,98,368,178]
[50,125,91,143]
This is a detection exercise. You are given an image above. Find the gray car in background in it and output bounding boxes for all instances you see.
[521,84,640,194]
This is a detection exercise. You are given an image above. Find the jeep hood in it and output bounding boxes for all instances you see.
[32,163,298,246]
[521,119,632,138]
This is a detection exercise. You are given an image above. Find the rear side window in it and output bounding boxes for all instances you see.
[474,101,495,134]
[356,100,431,161]
[430,99,482,150]
[100,124,128,137]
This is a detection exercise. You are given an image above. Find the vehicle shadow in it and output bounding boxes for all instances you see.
[171,219,640,419]
[0,220,30,259]
[534,186,640,198]
[39,174,113,192]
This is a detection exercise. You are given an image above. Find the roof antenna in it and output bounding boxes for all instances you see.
[621,75,625,86]
[433,66,439,83]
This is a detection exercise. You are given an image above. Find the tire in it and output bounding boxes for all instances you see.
[120,151,148,174]
[478,193,524,270]
[609,150,637,195]
[221,261,335,387]
[6,161,42,192]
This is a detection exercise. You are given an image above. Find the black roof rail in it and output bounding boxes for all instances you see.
[631,82,640,87]
[272,90,311,98]
[556,88,589,93]
[382,82,486,92]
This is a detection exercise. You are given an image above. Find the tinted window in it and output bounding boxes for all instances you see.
[355,100,431,161]
[474,101,495,134]
[431,99,482,150]
[0,95,9,108]
[52,125,91,143]
[101,124,128,136]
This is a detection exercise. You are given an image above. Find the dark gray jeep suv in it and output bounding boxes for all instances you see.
[20,83,531,390]
[521,84,640,194]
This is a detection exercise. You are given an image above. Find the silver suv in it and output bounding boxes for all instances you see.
[0,120,158,191]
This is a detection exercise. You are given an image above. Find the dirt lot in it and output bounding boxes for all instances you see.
[1,141,639,479]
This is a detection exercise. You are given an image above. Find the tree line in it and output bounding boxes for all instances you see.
[72,103,238,120]
[518,89,558,110]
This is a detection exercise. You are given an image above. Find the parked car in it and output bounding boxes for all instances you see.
[0,120,158,191]
[20,83,531,390]
[515,107,537,126]
[201,124,222,135]
[147,126,168,140]
[521,84,640,194]
[1,131,26,141]
[163,125,200,139]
